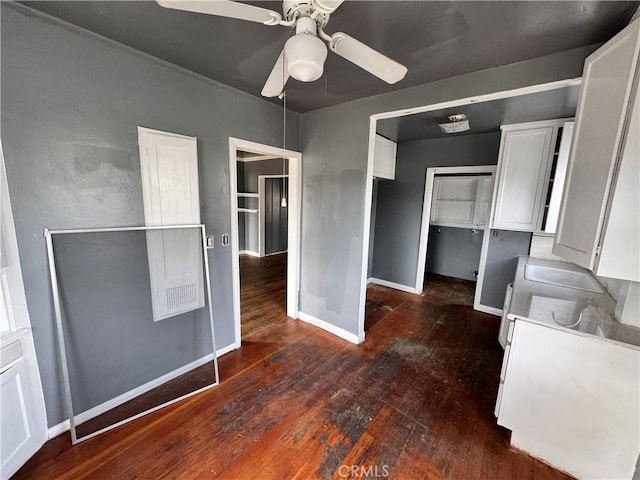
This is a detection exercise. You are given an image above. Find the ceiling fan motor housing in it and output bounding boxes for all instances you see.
[283,0,330,27]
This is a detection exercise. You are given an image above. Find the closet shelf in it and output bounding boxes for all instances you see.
[238,208,259,214]
[237,192,259,198]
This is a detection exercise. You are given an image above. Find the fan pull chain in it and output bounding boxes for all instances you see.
[281,82,288,208]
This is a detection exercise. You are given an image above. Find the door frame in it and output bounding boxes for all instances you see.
[258,174,289,258]
[415,165,497,294]
[359,77,583,340]
[228,138,301,349]
[1,141,48,477]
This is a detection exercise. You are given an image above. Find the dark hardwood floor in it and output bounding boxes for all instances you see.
[240,253,287,338]
[15,274,573,480]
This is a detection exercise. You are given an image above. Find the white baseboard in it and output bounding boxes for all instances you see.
[239,250,260,257]
[298,311,364,345]
[215,342,237,357]
[368,277,418,294]
[47,342,235,439]
[474,303,503,317]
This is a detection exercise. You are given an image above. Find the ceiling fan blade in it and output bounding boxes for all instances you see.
[156,0,282,25]
[329,33,407,84]
[261,50,289,97]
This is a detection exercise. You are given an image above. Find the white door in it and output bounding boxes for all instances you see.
[492,127,554,231]
[0,143,48,479]
[553,20,640,267]
[137,127,204,322]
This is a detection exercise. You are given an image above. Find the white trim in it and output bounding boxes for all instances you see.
[239,250,261,257]
[474,304,503,317]
[371,78,582,121]
[236,154,282,162]
[500,117,574,131]
[368,278,419,294]
[215,342,238,357]
[357,118,379,344]
[46,342,236,439]
[298,311,364,345]
[229,138,302,350]
[74,354,214,426]
[474,228,494,314]
[415,166,496,294]
[359,78,583,339]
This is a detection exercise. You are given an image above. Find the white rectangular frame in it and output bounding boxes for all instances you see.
[415,165,497,295]
[44,224,219,444]
[359,78,583,338]
[229,138,302,350]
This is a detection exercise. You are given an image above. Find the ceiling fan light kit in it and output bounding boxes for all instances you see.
[284,17,327,82]
[157,0,408,97]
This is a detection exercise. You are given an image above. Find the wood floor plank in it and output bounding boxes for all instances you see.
[15,273,575,480]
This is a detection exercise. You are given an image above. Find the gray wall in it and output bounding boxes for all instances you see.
[426,226,483,281]
[237,159,288,253]
[1,4,299,427]
[480,230,532,309]
[53,230,212,413]
[299,45,594,335]
[372,133,501,287]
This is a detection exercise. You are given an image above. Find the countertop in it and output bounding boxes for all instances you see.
[507,256,640,350]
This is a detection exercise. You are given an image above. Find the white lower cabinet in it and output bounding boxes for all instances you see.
[497,320,640,479]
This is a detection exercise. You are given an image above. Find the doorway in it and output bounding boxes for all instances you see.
[360,78,582,339]
[416,166,497,306]
[228,138,301,347]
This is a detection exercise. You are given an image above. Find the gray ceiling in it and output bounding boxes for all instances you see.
[377,84,580,142]
[20,1,639,113]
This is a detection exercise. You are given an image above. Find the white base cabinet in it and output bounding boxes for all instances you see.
[497,320,640,479]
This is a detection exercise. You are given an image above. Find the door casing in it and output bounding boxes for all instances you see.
[228,138,302,349]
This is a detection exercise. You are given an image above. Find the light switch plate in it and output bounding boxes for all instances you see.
[206,235,214,249]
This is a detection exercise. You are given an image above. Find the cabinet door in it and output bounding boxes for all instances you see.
[138,127,205,322]
[373,135,396,180]
[493,127,554,231]
[553,20,640,268]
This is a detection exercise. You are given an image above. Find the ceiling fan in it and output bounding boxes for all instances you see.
[156,0,408,97]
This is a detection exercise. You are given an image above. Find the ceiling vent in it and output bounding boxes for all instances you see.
[439,114,470,134]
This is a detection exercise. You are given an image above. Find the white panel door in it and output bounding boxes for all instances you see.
[0,144,48,479]
[492,127,554,231]
[138,128,204,322]
[553,20,640,268]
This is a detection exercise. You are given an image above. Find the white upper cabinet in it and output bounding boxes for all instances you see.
[373,134,397,180]
[553,19,640,282]
[491,121,562,232]
[430,175,493,228]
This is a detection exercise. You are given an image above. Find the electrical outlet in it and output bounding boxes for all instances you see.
[222,234,230,246]
[492,230,499,237]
